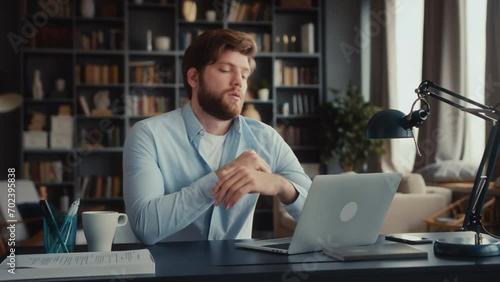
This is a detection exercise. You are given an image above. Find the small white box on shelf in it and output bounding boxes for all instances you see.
[50,133,73,149]
[23,131,48,149]
[51,116,74,135]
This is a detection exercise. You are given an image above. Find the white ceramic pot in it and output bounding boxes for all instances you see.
[258,89,269,101]
[81,0,95,18]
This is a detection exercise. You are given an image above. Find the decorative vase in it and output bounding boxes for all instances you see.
[81,0,95,18]
[182,0,197,22]
[32,69,44,100]
[242,104,261,121]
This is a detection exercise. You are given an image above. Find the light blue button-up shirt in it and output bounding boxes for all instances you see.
[123,103,311,244]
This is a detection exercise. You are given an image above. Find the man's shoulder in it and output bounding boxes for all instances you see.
[240,116,280,141]
[241,116,274,132]
[135,108,183,129]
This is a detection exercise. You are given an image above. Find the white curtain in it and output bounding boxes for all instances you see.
[384,0,424,173]
[375,0,487,172]
[414,0,486,171]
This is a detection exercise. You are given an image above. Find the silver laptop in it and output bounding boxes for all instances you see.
[235,172,403,255]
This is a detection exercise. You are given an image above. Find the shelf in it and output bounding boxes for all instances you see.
[178,20,224,26]
[80,197,124,202]
[77,115,125,120]
[275,52,321,58]
[227,21,273,27]
[25,16,73,24]
[76,49,125,55]
[24,98,74,104]
[275,6,319,13]
[128,83,176,88]
[24,148,74,154]
[276,84,321,89]
[76,84,125,88]
[129,50,180,56]
[35,182,75,187]
[75,147,123,153]
[128,3,176,9]
[23,48,74,55]
[76,17,125,24]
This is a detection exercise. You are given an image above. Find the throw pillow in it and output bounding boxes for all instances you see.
[416,160,477,183]
[397,173,426,194]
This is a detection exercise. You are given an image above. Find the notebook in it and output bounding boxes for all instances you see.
[322,243,428,261]
[235,172,403,255]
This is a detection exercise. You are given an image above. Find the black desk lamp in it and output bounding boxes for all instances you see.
[366,80,500,257]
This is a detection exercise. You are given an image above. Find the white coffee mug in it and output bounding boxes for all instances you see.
[155,36,171,51]
[83,211,128,252]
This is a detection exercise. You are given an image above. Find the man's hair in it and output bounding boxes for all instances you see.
[182,29,257,99]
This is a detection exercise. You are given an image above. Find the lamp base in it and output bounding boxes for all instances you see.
[434,234,500,257]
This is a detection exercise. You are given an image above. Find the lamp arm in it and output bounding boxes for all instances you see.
[417,80,500,238]
[417,80,498,124]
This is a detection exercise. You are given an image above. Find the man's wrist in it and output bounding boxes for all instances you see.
[277,177,299,205]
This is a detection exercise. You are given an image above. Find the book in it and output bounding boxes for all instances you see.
[0,249,155,281]
[300,23,315,53]
[323,243,428,262]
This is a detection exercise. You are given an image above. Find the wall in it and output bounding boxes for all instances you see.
[323,0,362,101]
[322,0,362,173]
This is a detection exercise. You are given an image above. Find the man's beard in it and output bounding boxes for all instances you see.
[198,78,242,121]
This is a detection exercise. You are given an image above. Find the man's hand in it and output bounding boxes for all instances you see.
[212,150,298,209]
[215,150,270,180]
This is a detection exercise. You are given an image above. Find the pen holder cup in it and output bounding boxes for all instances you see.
[43,213,77,253]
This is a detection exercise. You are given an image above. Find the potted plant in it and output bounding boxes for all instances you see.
[318,83,384,172]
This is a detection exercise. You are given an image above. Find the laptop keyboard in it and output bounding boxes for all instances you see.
[262,243,290,250]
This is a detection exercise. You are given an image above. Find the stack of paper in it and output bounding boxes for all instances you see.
[0,249,155,281]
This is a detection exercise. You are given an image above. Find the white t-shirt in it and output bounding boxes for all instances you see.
[199,131,227,171]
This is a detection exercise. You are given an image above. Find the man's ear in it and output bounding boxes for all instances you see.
[186,68,199,88]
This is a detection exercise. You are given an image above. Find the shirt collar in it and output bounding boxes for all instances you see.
[181,103,242,143]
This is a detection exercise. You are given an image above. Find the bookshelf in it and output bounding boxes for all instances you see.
[20,0,323,237]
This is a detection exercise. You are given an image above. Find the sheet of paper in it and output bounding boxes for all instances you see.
[0,249,155,281]
[15,249,152,268]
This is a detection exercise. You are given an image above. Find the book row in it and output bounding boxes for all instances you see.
[126,95,171,116]
[275,124,318,146]
[274,60,319,86]
[79,175,122,199]
[129,61,175,84]
[77,29,124,50]
[75,64,121,85]
[23,161,68,183]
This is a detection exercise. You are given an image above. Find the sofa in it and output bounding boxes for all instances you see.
[272,173,453,238]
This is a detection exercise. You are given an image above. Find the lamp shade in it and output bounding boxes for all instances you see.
[365,109,413,139]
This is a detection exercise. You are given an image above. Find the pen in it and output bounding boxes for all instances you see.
[53,198,80,252]
[40,199,69,253]
[53,198,80,253]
